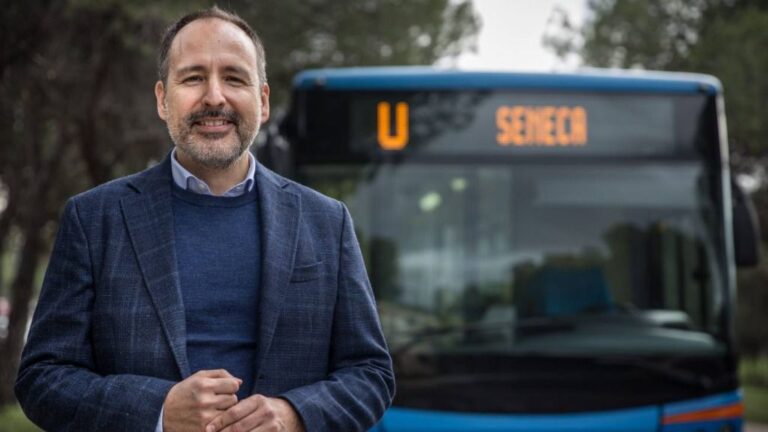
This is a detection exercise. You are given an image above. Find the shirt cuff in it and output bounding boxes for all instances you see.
[155,406,164,432]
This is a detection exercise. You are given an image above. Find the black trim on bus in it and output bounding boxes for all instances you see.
[294,154,710,166]
[392,354,737,413]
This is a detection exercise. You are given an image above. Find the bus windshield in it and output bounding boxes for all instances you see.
[302,161,725,357]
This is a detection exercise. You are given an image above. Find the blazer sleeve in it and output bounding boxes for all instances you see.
[15,199,175,432]
[280,203,395,432]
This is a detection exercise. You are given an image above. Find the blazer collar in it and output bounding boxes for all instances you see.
[253,163,300,377]
[121,153,190,378]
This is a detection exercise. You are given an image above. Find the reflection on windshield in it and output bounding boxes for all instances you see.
[302,162,725,358]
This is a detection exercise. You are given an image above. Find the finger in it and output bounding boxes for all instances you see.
[205,377,242,395]
[212,393,239,410]
[196,369,236,379]
[218,410,266,432]
[206,396,264,432]
[206,401,252,432]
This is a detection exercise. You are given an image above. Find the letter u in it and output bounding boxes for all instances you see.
[377,102,409,150]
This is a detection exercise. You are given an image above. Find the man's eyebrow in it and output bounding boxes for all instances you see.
[174,65,252,78]
[175,65,206,76]
[222,65,251,76]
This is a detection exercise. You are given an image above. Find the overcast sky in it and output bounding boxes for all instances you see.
[445,0,587,71]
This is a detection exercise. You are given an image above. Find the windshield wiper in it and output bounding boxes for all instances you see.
[390,319,520,355]
[389,318,583,358]
[515,316,577,336]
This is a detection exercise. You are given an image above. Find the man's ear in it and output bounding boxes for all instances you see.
[155,81,168,121]
[260,83,270,124]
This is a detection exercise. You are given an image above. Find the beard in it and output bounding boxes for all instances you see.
[166,107,260,170]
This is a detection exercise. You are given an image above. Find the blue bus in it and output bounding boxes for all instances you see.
[268,67,760,432]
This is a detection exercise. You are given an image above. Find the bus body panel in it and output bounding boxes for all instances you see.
[371,391,742,432]
[293,67,721,94]
[376,406,658,432]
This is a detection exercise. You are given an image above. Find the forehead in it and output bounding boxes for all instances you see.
[168,18,258,73]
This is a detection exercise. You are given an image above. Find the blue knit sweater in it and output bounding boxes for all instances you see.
[171,184,260,399]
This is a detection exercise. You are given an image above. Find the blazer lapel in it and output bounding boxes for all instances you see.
[254,165,300,376]
[121,156,190,378]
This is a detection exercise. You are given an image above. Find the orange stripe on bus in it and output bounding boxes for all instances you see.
[661,402,744,425]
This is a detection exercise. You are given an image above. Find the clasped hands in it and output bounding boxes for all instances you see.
[163,369,305,432]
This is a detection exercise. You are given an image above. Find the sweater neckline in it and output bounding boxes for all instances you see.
[171,180,259,208]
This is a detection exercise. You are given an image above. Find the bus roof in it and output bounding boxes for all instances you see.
[293,67,721,95]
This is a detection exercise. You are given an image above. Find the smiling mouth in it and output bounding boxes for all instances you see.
[194,118,233,127]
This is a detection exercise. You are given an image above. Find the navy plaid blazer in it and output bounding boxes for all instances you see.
[16,154,395,431]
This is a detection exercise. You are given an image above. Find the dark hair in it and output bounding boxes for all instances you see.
[157,6,267,85]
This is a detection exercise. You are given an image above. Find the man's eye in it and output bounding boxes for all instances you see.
[226,76,245,85]
[183,76,203,83]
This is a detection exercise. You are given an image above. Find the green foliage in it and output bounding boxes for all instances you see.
[225,0,479,105]
[741,357,768,422]
[741,357,768,388]
[689,7,768,155]
[0,405,40,432]
[744,385,768,423]
[582,0,705,69]
[737,262,768,355]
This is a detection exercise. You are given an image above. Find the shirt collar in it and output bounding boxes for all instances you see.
[170,148,256,197]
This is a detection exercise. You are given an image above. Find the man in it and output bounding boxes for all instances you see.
[15,7,395,432]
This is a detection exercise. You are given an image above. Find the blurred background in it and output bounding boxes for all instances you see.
[0,0,766,429]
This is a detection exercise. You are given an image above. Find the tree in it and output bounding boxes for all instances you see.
[0,0,479,407]
[544,0,768,356]
[690,6,768,156]
[545,0,706,70]
[235,0,479,105]
[0,0,183,407]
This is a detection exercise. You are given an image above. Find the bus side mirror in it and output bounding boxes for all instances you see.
[731,178,761,267]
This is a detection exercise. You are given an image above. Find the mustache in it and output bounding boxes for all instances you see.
[185,108,240,126]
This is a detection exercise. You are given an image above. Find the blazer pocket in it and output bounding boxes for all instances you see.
[290,261,323,282]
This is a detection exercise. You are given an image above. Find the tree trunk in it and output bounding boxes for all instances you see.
[0,183,17,294]
[0,219,43,407]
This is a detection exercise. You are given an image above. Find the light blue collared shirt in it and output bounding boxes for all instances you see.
[170,148,256,197]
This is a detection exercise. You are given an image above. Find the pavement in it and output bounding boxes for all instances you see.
[746,423,768,432]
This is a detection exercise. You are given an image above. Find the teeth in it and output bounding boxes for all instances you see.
[200,119,227,126]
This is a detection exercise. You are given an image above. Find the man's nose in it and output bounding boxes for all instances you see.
[202,78,226,107]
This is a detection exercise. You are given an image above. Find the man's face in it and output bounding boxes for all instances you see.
[155,18,269,169]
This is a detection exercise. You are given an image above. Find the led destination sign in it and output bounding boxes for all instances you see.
[495,105,588,147]
[356,92,677,156]
[297,90,706,159]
